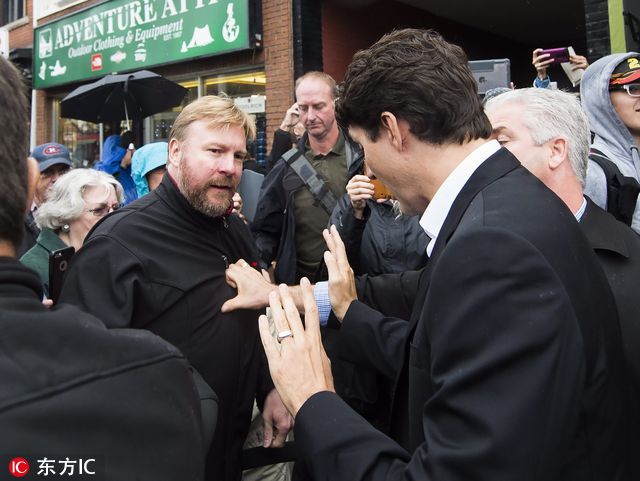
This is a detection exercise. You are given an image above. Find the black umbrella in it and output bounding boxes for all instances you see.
[60,70,187,124]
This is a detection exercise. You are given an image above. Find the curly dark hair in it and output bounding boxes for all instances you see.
[336,28,491,145]
[0,57,29,249]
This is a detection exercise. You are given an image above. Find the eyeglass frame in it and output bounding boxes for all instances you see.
[609,83,640,98]
[87,202,123,217]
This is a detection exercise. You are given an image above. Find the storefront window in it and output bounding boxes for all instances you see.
[147,80,199,142]
[56,71,267,165]
[204,72,266,97]
[205,72,267,165]
[145,72,267,155]
[56,98,113,168]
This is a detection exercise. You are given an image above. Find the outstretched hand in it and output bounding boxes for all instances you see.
[222,259,276,312]
[323,225,357,321]
[258,279,334,416]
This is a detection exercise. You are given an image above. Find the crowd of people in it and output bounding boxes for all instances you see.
[1,26,639,481]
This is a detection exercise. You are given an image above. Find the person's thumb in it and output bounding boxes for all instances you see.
[221,296,239,313]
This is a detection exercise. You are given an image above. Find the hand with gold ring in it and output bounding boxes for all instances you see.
[258,279,334,416]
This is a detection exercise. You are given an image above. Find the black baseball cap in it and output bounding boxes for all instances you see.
[610,56,640,86]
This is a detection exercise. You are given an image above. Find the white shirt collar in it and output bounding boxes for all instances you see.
[419,140,501,256]
[575,197,587,221]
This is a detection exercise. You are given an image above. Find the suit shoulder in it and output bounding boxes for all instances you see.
[582,200,640,258]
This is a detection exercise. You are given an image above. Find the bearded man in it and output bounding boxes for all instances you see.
[60,96,292,481]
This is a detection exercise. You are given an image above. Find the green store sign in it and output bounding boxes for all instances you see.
[33,0,250,89]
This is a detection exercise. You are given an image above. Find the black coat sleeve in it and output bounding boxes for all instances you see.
[356,269,422,320]
[332,269,423,379]
[295,227,587,481]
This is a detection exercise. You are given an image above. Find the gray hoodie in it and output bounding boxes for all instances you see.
[580,52,640,233]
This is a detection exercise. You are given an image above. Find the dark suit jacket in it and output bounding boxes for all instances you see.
[581,198,640,479]
[294,148,629,481]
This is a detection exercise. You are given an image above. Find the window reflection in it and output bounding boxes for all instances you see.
[57,71,267,166]
[150,80,198,141]
[57,101,111,168]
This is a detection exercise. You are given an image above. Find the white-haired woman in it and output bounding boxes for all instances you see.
[20,168,123,295]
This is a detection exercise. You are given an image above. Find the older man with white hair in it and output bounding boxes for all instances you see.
[485,87,639,479]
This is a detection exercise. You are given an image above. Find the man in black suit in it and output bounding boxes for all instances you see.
[485,86,639,479]
[231,29,630,480]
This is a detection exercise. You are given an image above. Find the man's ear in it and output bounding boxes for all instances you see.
[380,112,405,151]
[548,137,568,170]
[25,157,39,213]
[167,138,181,169]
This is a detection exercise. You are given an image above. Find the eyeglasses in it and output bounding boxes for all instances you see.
[609,83,640,97]
[87,202,123,217]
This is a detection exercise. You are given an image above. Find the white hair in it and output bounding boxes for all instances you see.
[485,88,591,187]
[36,168,124,230]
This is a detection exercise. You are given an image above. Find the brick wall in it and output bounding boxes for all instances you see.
[263,0,295,147]
[34,90,50,144]
[584,0,610,61]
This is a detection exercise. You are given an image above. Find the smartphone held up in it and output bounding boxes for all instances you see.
[48,246,75,305]
[371,178,394,200]
[539,47,570,64]
[363,163,394,201]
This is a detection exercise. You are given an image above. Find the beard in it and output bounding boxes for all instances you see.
[179,162,236,218]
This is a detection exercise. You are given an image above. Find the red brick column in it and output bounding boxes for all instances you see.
[34,90,50,145]
[263,0,295,150]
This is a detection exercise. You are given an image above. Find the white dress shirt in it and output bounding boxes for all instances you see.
[419,140,501,256]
